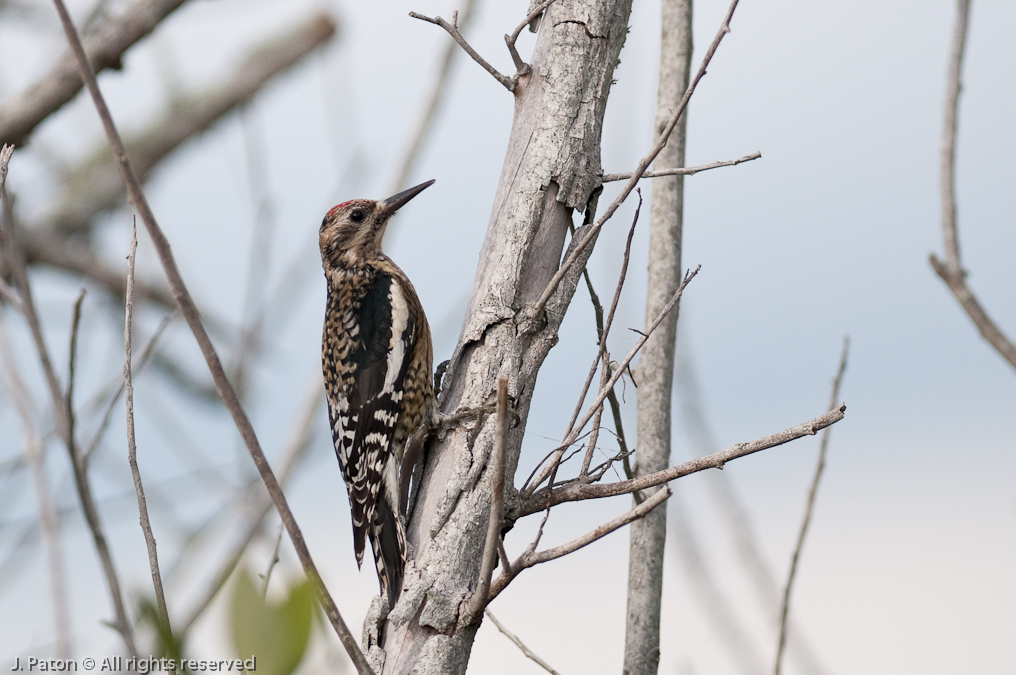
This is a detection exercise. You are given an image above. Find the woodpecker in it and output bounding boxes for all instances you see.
[319,180,435,609]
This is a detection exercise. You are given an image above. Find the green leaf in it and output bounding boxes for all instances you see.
[229,570,315,675]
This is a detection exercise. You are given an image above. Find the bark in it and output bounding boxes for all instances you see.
[624,2,693,674]
[372,1,633,672]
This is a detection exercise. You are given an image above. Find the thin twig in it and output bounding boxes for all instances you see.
[928,0,1016,371]
[564,194,641,441]
[774,338,849,675]
[492,486,670,599]
[484,609,562,675]
[2,182,138,657]
[522,266,700,499]
[124,223,175,664]
[577,194,641,476]
[525,0,742,324]
[48,3,371,671]
[464,377,509,623]
[938,0,970,271]
[410,10,513,91]
[602,151,760,182]
[261,523,285,600]
[521,404,847,517]
[577,264,632,477]
[66,288,86,465]
[504,0,561,73]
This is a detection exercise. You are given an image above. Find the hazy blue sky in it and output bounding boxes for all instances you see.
[1,0,1014,673]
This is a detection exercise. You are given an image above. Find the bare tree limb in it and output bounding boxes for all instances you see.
[774,338,849,675]
[410,10,513,91]
[0,0,190,147]
[124,223,175,663]
[261,523,285,599]
[929,0,1016,371]
[484,610,562,675]
[602,151,760,182]
[520,405,846,517]
[48,2,371,671]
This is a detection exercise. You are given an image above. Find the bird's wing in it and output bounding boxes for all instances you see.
[328,273,417,565]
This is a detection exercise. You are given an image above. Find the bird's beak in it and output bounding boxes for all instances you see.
[376,179,435,220]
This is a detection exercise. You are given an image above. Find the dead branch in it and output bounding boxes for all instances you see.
[178,376,322,634]
[410,10,514,91]
[124,224,175,659]
[520,405,846,517]
[504,0,561,73]
[49,1,370,671]
[928,0,1016,371]
[602,151,761,182]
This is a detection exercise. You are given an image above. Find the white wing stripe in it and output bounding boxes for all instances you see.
[383,281,410,394]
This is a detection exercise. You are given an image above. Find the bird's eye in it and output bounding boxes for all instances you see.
[350,209,365,223]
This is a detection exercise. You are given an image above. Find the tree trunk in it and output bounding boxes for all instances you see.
[623,1,692,674]
[369,2,629,670]
[370,2,634,673]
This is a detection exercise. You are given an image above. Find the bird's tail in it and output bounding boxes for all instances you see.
[370,493,408,610]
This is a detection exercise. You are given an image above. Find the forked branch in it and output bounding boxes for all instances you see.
[410,10,514,91]
[928,0,1016,371]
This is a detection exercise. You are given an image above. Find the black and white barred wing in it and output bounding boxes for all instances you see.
[324,273,416,594]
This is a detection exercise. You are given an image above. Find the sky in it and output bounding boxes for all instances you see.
[1,0,1014,673]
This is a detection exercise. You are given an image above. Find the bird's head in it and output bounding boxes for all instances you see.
[320,179,435,268]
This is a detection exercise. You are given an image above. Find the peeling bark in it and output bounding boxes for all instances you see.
[374,1,633,672]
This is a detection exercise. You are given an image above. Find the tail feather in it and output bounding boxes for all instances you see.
[370,493,407,609]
